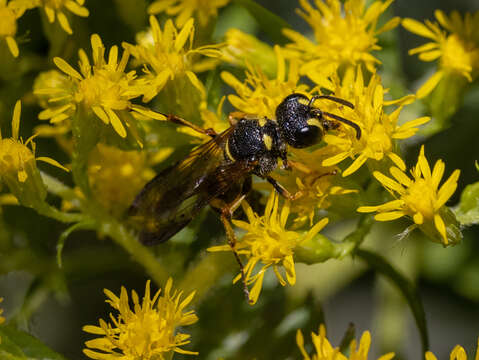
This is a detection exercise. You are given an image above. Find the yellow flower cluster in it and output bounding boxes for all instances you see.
[0,0,89,57]
[83,279,198,360]
[296,324,394,360]
[209,191,329,304]
[403,10,479,98]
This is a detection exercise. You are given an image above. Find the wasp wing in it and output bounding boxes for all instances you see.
[128,128,254,245]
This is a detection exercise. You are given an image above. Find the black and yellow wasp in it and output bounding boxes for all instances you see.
[128,93,360,299]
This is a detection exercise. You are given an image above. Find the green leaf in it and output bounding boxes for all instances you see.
[355,249,429,354]
[455,181,479,226]
[0,324,68,360]
[233,0,291,44]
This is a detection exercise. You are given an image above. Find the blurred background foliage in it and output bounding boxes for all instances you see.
[0,0,478,359]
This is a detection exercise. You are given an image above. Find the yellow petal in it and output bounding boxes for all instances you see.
[65,0,89,17]
[418,50,441,62]
[12,100,21,140]
[5,36,19,58]
[249,271,265,305]
[402,18,438,40]
[375,211,405,221]
[408,42,439,55]
[436,169,460,209]
[342,154,367,177]
[53,57,83,80]
[92,106,110,124]
[105,108,126,138]
[185,71,206,99]
[416,71,444,99]
[388,153,406,171]
[175,18,194,52]
[57,11,72,34]
[373,171,405,194]
[434,213,447,244]
[36,157,69,172]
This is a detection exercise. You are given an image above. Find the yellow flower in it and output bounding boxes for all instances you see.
[222,28,277,76]
[0,101,68,210]
[403,10,479,98]
[297,324,395,360]
[221,45,310,119]
[148,0,230,27]
[208,191,329,305]
[0,0,26,57]
[87,144,156,216]
[15,0,89,34]
[283,0,400,84]
[321,67,429,177]
[0,100,67,184]
[124,16,223,103]
[426,337,479,360]
[34,34,164,139]
[83,279,198,360]
[357,145,460,245]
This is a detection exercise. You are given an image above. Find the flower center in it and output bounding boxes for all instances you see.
[77,73,128,110]
[0,7,17,37]
[0,139,34,178]
[402,178,435,219]
[441,34,473,75]
[362,123,392,160]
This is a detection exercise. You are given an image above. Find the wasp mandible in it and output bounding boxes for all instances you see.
[128,93,361,301]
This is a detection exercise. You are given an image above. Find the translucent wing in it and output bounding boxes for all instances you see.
[128,128,255,245]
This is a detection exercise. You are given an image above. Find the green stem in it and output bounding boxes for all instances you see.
[99,219,169,286]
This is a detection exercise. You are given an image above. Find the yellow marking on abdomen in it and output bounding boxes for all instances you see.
[258,117,267,127]
[263,134,273,150]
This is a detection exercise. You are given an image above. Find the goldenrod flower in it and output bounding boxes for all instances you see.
[221,45,310,119]
[124,16,223,103]
[34,34,164,139]
[148,0,230,27]
[15,0,89,34]
[275,148,358,228]
[0,0,26,57]
[83,279,198,360]
[296,324,395,360]
[87,143,155,216]
[208,191,329,305]
[403,10,479,98]
[283,0,400,84]
[321,67,429,177]
[358,145,460,245]
[0,100,67,191]
[426,338,479,360]
[222,28,277,76]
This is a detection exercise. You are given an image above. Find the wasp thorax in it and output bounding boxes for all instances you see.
[275,93,323,148]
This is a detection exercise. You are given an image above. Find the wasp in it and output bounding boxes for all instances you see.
[128,93,361,300]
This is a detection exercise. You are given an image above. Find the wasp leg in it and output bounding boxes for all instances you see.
[266,176,304,201]
[166,114,217,138]
[220,206,252,304]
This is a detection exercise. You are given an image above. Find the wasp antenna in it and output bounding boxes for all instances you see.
[323,111,361,140]
[308,95,354,109]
